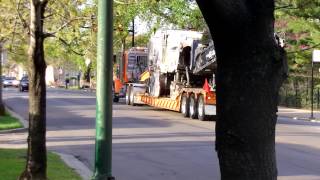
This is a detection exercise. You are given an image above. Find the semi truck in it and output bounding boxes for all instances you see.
[123,29,217,121]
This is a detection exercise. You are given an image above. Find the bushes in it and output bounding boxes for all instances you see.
[279,75,320,109]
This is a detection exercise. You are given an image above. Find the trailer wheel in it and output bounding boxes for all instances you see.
[189,94,198,119]
[130,90,135,106]
[198,95,207,121]
[181,93,190,117]
[113,96,119,103]
[125,85,131,105]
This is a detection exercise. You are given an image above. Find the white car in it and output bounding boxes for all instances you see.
[3,77,20,88]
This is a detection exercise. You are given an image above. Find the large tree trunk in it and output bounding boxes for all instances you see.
[0,42,5,116]
[20,0,48,179]
[196,1,287,179]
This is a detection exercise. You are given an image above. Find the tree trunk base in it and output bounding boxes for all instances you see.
[0,104,5,116]
[19,169,47,180]
[19,170,31,180]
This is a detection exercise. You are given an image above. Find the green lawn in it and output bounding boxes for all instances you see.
[0,111,23,130]
[68,86,81,90]
[0,149,82,180]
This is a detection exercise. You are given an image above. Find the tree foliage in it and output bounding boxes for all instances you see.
[0,0,95,72]
[0,0,206,74]
[0,0,29,66]
[3,0,317,75]
[276,0,320,72]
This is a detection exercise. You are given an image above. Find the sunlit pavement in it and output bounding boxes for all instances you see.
[1,87,320,180]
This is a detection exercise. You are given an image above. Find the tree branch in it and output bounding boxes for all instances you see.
[287,43,320,54]
[44,13,55,19]
[16,0,29,31]
[58,37,85,56]
[47,16,95,36]
[42,32,55,38]
[275,5,298,10]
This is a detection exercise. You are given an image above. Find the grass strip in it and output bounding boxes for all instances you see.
[0,111,23,130]
[0,149,82,180]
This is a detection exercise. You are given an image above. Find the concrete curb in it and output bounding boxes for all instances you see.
[278,115,320,123]
[55,152,92,180]
[0,127,27,134]
[310,119,320,123]
[5,105,28,128]
[48,87,96,94]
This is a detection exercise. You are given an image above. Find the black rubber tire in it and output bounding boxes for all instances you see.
[209,115,218,121]
[189,94,198,119]
[181,93,190,117]
[113,96,119,102]
[125,86,131,105]
[130,89,135,106]
[197,95,207,121]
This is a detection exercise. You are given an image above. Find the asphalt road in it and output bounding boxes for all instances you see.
[2,87,320,180]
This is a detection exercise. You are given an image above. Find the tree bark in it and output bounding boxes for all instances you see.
[196,0,287,179]
[0,42,5,116]
[20,0,48,179]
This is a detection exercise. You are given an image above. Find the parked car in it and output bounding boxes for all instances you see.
[1,76,4,85]
[3,77,19,88]
[19,76,29,92]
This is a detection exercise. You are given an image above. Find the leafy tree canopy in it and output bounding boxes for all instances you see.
[0,0,205,73]
[6,0,319,75]
[276,0,320,73]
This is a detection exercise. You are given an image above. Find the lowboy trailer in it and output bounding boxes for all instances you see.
[125,29,217,121]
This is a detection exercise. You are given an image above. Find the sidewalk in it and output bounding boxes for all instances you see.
[0,105,92,180]
[278,106,320,122]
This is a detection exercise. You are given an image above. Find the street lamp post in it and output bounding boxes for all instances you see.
[92,0,114,180]
[131,19,135,47]
[85,58,91,87]
[310,49,320,120]
[128,19,135,47]
[310,60,315,119]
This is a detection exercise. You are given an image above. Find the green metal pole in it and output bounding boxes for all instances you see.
[92,0,114,179]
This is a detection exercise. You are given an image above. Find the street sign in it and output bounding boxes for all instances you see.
[312,49,320,62]
[85,58,91,66]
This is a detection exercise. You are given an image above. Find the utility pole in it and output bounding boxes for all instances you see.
[0,42,5,115]
[311,49,320,120]
[310,60,314,119]
[92,0,114,180]
[120,38,126,83]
